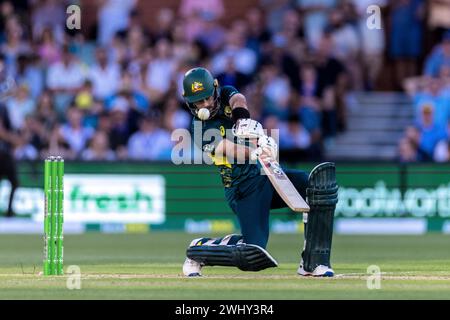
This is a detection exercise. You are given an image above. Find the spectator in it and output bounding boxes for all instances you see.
[47,46,86,116]
[109,104,131,158]
[313,35,347,131]
[351,0,386,90]
[37,27,61,67]
[211,24,258,76]
[434,121,450,162]
[415,104,447,160]
[407,77,450,128]
[14,116,39,160]
[424,30,450,78]
[388,0,425,90]
[179,0,224,42]
[196,16,227,54]
[279,114,311,150]
[398,137,419,162]
[146,38,177,103]
[325,8,361,89]
[31,0,66,43]
[58,107,95,156]
[245,7,272,62]
[273,9,305,66]
[15,54,44,99]
[126,25,148,61]
[151,8,175,42]
[81,131,116,161]
[88,47,121,100]
[296,0,337,50]
[34,90,58,133]
[162,96,191,131]
[5,84,35,131]
[1,15,31,76]
[127,114,173,160]
[263,0,293,35]
[97,0,137,46]
[259,59,291,119]
[216,57,252,91]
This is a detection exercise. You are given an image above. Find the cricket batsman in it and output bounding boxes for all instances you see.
[181,67,338,277]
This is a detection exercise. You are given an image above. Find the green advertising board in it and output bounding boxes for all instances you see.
[1,161,449,234]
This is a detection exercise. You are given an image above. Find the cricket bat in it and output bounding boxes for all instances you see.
[257,150,310,213]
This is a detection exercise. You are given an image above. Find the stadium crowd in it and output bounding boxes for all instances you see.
[0,0,448,163]
[400,30,450,163]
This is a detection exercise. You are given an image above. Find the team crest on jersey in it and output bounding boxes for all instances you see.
[191,81,204,93]
[224,105,232,117]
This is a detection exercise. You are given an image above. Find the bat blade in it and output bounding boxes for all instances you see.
[257,152,310,212]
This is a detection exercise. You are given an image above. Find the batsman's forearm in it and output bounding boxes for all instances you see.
[215,139,252,161]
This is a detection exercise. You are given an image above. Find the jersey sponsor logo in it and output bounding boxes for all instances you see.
[224,105,232,117]
[220,126,225,137]
[191,81,204,93]
[203,144,215,154]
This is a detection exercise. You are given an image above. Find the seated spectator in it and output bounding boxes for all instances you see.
[58,107,95,157]
[296,0,337,50]
[75,80,95,111]
[31,0,66,43]
[37,26,61,67]
[146,38,177,103]
[162,96,191,131]
[211,27,258,76]
[109,105,131,158]
[272,9,305,66]
[388,0,424,90]
[434,120,450,162]
[408,77,450,128]
[178,0,224,43]
[97,0,137,46]
[13,116,39,160]
[42,125,76,160]
[15,53,44,99]
[5,84,35,131]
[196,15,226,53]
[398,137,420,162]
[351,0,386,90]
[216,57,252,91]
[34,90,58,133]
[81,131,116,161]
[259,60,291,119]
[245,7,272,61]
[88,47,120,100]
[424,30,450,78]
[279,114,311,150]
[416,105,447,160]
[127,114,173,160]
[1,15,32,76]
[47,46,86,117]
[313,34,348,131]
[325,9,361,89]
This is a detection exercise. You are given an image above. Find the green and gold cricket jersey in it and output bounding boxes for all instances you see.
[189,85,259,188]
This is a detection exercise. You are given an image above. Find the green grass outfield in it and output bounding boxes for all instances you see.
[1,233,450,299]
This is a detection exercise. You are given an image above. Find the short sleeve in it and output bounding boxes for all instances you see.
[219,85,239,106]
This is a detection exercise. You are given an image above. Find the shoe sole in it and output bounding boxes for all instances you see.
[186,272,202,277]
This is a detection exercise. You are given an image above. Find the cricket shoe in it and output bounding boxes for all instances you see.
[297,263,334,277]
[182,258,203,277]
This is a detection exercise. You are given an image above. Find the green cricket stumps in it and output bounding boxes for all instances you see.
[43,156,64,276]
[56,156,64,275]
[43,158,51,275]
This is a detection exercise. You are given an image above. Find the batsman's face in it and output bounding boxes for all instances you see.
[193,96,214,110]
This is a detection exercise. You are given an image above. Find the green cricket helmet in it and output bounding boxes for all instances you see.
[182,67,220,118]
